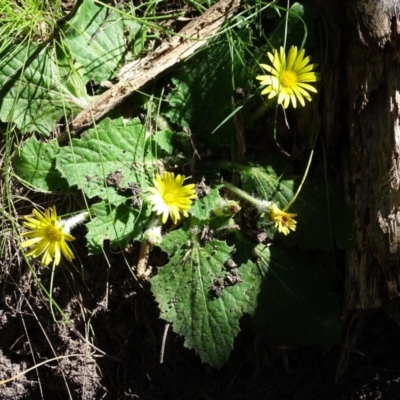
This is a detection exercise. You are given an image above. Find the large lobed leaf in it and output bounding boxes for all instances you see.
[63,0,143,83]
[0,0,143,135]
[14,115,174,253]
[86,201,150,254]
[56,117,151,203]
[0,44,88,134]
[164,33,252,148]
[13,136,68,192]
[152,229,256,367]
[56,117,156,253]
[151,189,257,367]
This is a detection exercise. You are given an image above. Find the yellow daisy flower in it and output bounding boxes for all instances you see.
[21,206,75,266]
[269,204,297,235]
[256,45,320,109]
[148,172,196,224]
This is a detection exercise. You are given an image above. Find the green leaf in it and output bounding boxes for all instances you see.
[219,155,296,207]
[0,44,88,134]
[164,36,250,147]
[223,156,354,250]
[86,201,150,254]
[251,244,342,345]
[13,137,68,192]
[157,228,187,256]
[63,0,143,83]
[239,161,295,205]
[190,187,223,220]
[150,130,175,156]
[0,0,144,134]
[56,117,151,203]
[152,229,255,367]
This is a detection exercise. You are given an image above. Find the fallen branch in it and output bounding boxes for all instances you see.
[59,0,240,142]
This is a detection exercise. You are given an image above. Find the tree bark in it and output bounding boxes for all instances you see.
[313,0,400,314]
[342,0,400,311]
[305,0,400,377]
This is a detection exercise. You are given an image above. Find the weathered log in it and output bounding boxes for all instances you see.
[58,0,240,142]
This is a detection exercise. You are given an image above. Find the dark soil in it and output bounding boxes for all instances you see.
[2,247,400,400]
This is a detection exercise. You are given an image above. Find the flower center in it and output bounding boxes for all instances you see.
[163,191,176,205]
[280,70,297,88]
[47,226,62,241]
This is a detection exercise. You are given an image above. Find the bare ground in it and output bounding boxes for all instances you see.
[1,238,400,400]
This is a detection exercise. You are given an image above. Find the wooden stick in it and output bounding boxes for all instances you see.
[59,0,240,142]
[136,240,150,280]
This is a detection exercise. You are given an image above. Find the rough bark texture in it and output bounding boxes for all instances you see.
[310,0,400,313]
[343,0,400,311]
[305,0,400,377]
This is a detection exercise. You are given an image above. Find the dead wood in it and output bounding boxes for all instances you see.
[58,0,241,143]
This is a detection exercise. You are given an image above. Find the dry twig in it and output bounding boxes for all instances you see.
[58,0,241,142]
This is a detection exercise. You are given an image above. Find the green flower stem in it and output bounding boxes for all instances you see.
[284,148,314,211]
[222,180,259,207]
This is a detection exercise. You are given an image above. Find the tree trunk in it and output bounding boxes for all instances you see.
[316,0,400,312]
[307,0,400,377]
[344,0,400,312]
